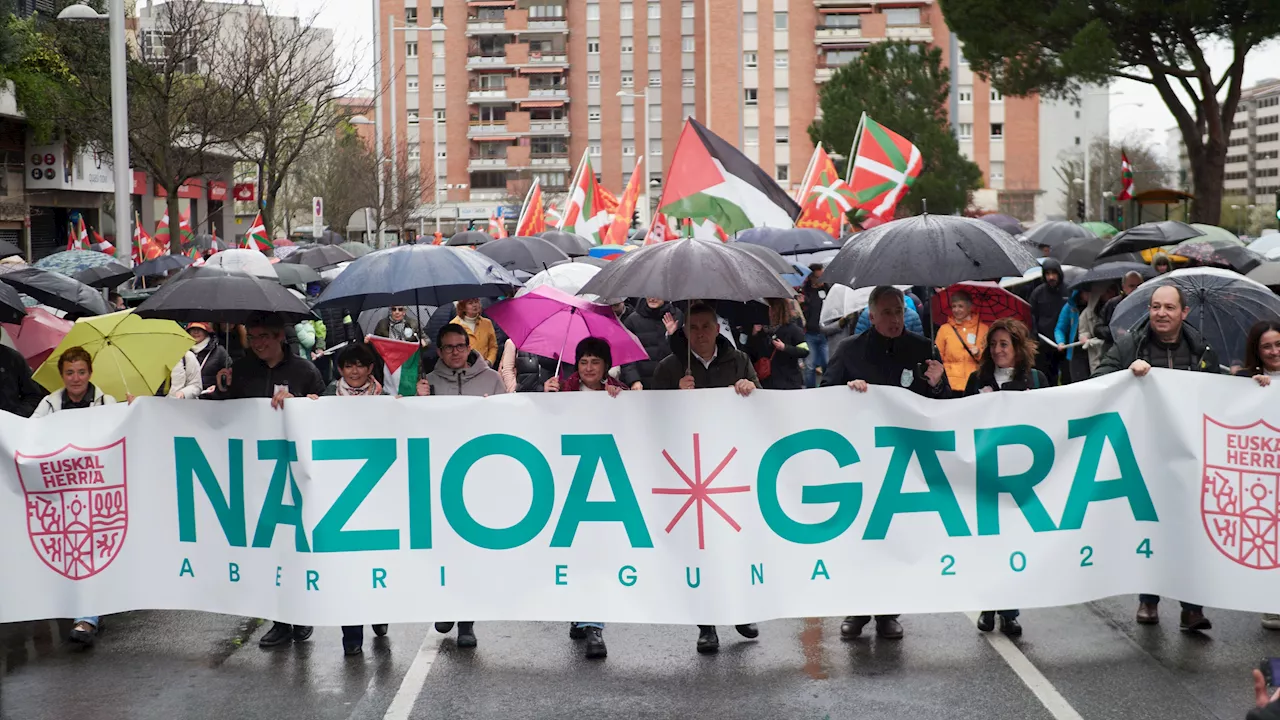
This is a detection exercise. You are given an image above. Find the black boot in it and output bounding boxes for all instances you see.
[291,625,314,643]
[342,625,364,656]
[735,623,759,639]
[999,616,1023,637]
[456,622,477,648]
[696,625,719,654]
[434,621,455,633]
[569,622,586,640]
[68,620,98,646]
[840,615,870,639]
[584,626,607,659]
[259,622,293,648]
[372,624,389,637]
[875,617,904,639]
[977,612,995,633]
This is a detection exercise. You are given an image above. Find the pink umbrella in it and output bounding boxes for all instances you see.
[2,307,74,370]
[487,285,647,371]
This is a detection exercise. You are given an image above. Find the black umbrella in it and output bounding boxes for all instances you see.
[577,239,795,302]
[1021,221,1095,250]
[283,245,356,270]
[447,230,495,247]
[477,236,571,274]
[134,267,315,324]
[539,230,593,257]
[75,261,134,289]
[730,241,797,275]
[134,254,194,277]
[273,262,323,287]
[735,227,841,255]
[190,234,232,252]
[1110,267,1280,366]
[0,267,110,317]
[0,282,25,323]
[978,213,1025,236]
[1067,261,1156,289]
[1170,242,1264,274]
[313,244,522,312]
[0,239,22,259]
[824,214,1039,289]
[1097,221,1204,259]
[1050,235,1110,268]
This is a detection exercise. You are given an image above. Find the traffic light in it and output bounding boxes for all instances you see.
[1076,199,1086,222]
[1275,192,1280,222]
[632,210,640,228]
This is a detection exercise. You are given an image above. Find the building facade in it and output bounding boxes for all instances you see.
[367,0,1099,231]
[1225,78,1280,203]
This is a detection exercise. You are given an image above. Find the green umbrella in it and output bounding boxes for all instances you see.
[1081,221,1118,238]
[339,241,374,258]
[1189,224,1246,247]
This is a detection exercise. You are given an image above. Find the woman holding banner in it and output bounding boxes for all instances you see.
[964,318,1048,637]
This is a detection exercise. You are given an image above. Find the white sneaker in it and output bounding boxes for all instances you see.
[1262,613,1280,630]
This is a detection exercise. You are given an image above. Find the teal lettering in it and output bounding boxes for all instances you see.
[251,441,310,551]
[441,434,554,549]
[974,426,1058,535]
[1059,413,1157,530]
[229,562,240,583]
[555,564,568,585]
[757,429,862,544]
[179,558,194,577]
[312,439,399,552]
[811,559,829,580]
[551,435,653,548]
[439,566,445,586]
[864,428,971,539]
[408,438,432,549]
[373,568,387,589]
[275,566,282,586]
[175,438,246,546]
[751,563,764,585]
[686,566,700,588]
[306,570,319,591]
[619,565,637,586]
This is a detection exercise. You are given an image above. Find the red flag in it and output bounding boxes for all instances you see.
[644,211,679,244]
[89,228,114,255]
[603,159,644,245]
[846,113,923,221]
[795,146,856,238]
[1118,151,1135,202]
[515,178,546,236]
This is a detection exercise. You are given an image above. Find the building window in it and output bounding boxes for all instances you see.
[775,89,789,108]
[745,128,759,146]
[884,8,921,25]
[743,12,757,31]
[776,127,789,145]
[649,39,661,53]
[1074,136,1081,145]
[621,3,633,19]
[682,37,695,52]
[744,52,758,68]
[623,145,635,156]
[650,139,662,156]
[683,103,696,119]
[683,1,694,18]
[434,78,446,90]
[648,2,660,19]
[958,89,972,103]
[587,4,600,20]
[991,123,1004,139]
[990,89,1003,103]
[405,42,418,58]
[621,73,634,87]
[435,109,445,121]
[775,11,787,29]
[588,40,600,54]
[958,123,972,139]
[744,88,758,106]
[621,39,634,53]
[776,164,789,182]
[432,7,443,23]
[683,70,695,86]
[407,77,419,92]
[589,108,602,122]
[989,161,1004,180]
[589,143,602,157]
[407,112,419,125]
[621,105,634,122]
[408,147,420,160]
[775,51,788,68]
[650,104,662,121]
[405,7,417,24]
[588,73,600,87]
[824,13,861,28]
[649,71,661,87]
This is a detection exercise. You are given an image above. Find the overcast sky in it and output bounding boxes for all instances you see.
[273,0,1280,161]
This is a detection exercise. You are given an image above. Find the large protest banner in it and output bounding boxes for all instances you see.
[1,370,1277,626]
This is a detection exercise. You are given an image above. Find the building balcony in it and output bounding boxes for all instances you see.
[468,157,509,172]
[529,154,571,170]
[525,19,568,33]
[528,87,568,99]
[527,53,569,66]
[885,25,933,41]
[814,27,862,42]
[465,20,507,35]
[468,89,510,102]
[813,0,875,6]
[468,122,509,137]
[470,189,509,201]
[467,55,512,69]
[815,66,836,83]
[529,119,570,134]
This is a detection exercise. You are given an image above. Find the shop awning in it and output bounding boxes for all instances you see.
[521,100,565,108]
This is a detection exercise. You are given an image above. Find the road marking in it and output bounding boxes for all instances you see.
[382,629,446,720]
[966,613,1085,720]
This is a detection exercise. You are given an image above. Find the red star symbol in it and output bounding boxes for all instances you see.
[652,434,750,549]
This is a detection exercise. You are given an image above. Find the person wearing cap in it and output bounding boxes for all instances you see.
[187,322,231,396]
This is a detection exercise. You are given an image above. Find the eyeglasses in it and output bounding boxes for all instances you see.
[391,307,406,312]
[440,343,469,353]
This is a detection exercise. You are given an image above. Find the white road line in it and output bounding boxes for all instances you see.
[382,629,446,720]
[966,613,1085,720]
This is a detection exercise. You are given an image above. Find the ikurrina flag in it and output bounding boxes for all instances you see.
[558,152,613,245]
[1118,151,1135,202]
[602,158,644,245]
[134,213,163,262]
[368,335,421,396]
[795,143,856,237]
[544,201,563,228]
[845,113,923,221]
[242,212,271,253]
[89,227,115,256]
[657,119,800,236]
[155,208,195,250]
[488,208,508,239]
[514,178,546,236]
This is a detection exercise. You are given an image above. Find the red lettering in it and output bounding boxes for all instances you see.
[1229,434,1240,449]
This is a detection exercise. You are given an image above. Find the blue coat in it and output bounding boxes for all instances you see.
[1054,290,1081,360]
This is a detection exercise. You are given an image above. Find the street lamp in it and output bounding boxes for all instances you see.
[59,1,131,266]
[384,16,446,246]
[617,90,652,225]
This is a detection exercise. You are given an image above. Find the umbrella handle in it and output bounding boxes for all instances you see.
[553,307,576,378]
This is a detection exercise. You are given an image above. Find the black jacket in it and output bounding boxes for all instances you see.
[1093,294,1123,344]
[744,320,809,390]
[214,352,326,400]
[192,337,231,392]
[963,366,1049,395]
[800,280,828,333]
[0,345,45,417]
[822,327,953,398]
[651,333,760,390]
[514,350,557,392]
[1028,259,1069,343]
[1092,321,1220,377]
[317,305,357,347]
[621,301,683,388]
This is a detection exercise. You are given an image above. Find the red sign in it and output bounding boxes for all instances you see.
[1202,416,1280,569]
[155,179,203,198]
[208,181,227,202]
[233,183,256,202]
[131,171,147,196]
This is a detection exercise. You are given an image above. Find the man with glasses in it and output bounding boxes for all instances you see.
[415,323,506,647]
[210,313,326,647]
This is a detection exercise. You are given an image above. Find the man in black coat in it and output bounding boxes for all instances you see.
[1093,284,1218,632]
[799,266,829,387]
[0,343,45,416]
[1028,258,1069,384]
[621,298,682,389]
[1092,270,1144,355]
[822,286,951,641]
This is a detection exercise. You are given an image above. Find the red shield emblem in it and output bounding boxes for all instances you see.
[16,439,128,580]
[1202,417,1280,569]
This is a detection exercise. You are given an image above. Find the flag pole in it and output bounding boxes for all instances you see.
[795,141,823,204]
[846,112,867,180]
[559,149,590,231]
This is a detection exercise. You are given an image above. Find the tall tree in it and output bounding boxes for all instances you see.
[809,41,982,217]
[939,0,1280,224]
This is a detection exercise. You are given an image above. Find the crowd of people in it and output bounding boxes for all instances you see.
[4,247,1280,666]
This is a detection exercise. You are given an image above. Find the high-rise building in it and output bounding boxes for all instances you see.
[370,0,1101,232]
[1225,78,1280,202]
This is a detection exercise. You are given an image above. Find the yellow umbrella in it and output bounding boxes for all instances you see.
[34,310,194,401]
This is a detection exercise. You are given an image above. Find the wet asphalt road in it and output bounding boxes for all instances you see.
[2,598,1277,720]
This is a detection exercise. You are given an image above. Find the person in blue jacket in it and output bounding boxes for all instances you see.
[1053,288,1088,384]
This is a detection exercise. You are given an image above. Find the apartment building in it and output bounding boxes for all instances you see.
[370,0,1097,230]
[1224,78,1280,202]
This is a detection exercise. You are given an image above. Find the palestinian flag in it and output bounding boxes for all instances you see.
[1118,151,1134,201]
[644,211,680,244]
[368,336,421,396]
[796,145,857,237]
[845,113,922,221]
[602,159,644,245]
[242,212,271,252]
[514,178,546,236]
[558,153,613,244]
[89,227,115,256]
[657,119,800,236]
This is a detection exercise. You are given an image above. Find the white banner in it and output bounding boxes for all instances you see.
[3,370,1278,626]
